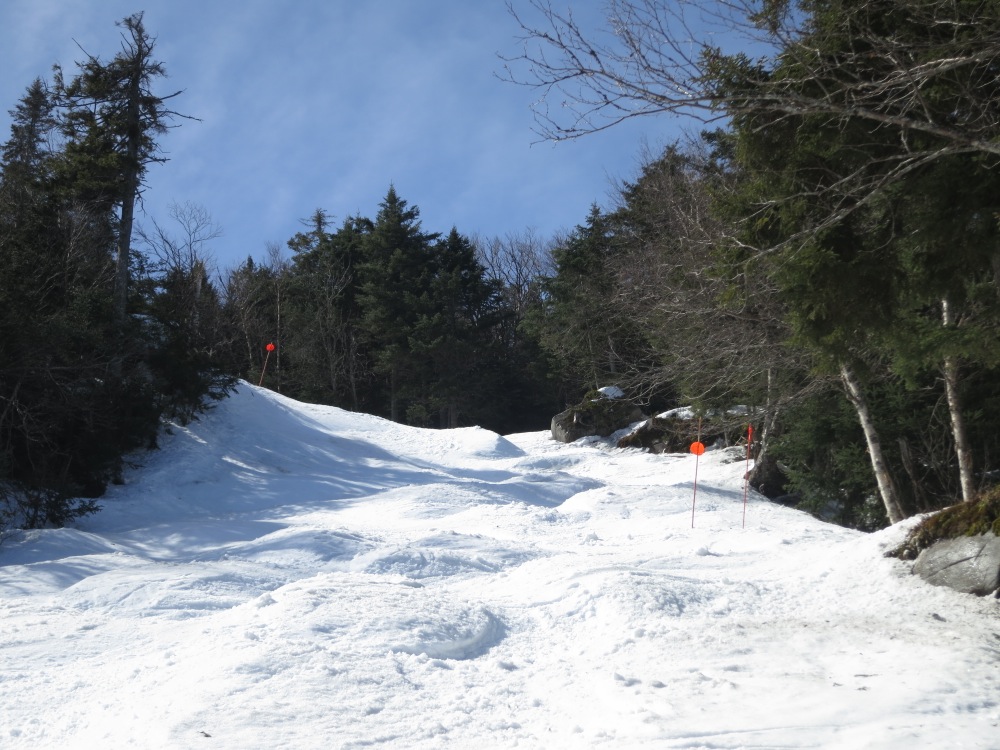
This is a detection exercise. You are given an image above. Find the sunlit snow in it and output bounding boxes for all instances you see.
[1,383,997,748]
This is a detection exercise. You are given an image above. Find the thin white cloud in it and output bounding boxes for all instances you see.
[0,0,674,267]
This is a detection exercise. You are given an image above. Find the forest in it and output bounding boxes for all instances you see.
[3,1,1000,535]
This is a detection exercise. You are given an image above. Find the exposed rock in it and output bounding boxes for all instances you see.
[912,533,1000,597]
[747,452,789,498]
[550,390,645,444]
[616,413,727,454]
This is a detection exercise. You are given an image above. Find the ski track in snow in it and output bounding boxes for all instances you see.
[1,383,998,749]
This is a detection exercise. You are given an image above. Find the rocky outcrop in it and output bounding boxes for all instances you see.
[551,390,645,444]
[616,415,700,454]
[616,411,729,455]
[912,533,1000,597]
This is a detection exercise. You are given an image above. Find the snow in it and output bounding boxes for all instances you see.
[597,386,626,400]
[1,383,998,749]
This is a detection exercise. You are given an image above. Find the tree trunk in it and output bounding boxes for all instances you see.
[748,368,784,496]
[390,365,399,422]
[115,179,136,326]
[348,331,360,411]
[839,361,906,524]
[941,297,975,503]
[898,437,931,512]
[114,63,143,342]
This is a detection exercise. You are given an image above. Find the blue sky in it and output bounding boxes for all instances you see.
[0,0,678,272]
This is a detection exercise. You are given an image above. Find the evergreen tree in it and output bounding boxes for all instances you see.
[139,203,233,421]
[0,74,133,525]
[0,15,224,536]
[888,152,1000,502]
[357,187,439,422]
[54,12,182,333]
[707,0,1000,521]
[284,211,371,409]
[408,227,503,427]
[528,205,633,398]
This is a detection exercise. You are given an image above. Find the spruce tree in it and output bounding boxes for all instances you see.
[285,211,371,408]
[54,12,182,333]
[408,227,502,427]
[529,205,627,396]
[357,187,438,422]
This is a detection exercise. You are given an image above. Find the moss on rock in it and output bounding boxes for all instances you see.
[889,486,1000,560]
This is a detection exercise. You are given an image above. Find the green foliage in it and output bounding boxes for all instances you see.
[224,187,557,434]
[406,228,504,427]
[282,211,370,408]
[53,12,170,201]
[700,0,1000,521]
[142,261,236,422]
[773,385,887,530]
[526,205,633,394]
[0,16,224,537]
[355,186,439,420]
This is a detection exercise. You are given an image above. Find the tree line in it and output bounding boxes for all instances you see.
[5,3,1000,535]
[0,13,235,533]
[509,0,1000,529]
[216,195,560,434]
[0,13,566,535]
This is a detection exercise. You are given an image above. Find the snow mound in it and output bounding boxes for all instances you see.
[384,603,506,660]
[352,532,538,579]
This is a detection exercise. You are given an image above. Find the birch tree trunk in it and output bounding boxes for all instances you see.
[839,362,906,524]
[941,297,975,503]
[748,368,782,492]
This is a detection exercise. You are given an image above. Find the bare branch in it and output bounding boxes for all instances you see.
[502,0,1000,155]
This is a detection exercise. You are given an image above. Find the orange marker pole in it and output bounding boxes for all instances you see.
[258,342,276,387]
[690,417,705,528]
[743,424,754,528]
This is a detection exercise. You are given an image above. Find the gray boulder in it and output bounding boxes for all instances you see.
[551,391,645,444]
[912,532,1000,596]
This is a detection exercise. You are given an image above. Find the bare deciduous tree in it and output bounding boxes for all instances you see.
[504,0,1000,156]
[503,0,1000,240]
[475,229,552,348]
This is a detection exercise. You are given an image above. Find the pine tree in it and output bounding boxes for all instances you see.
[0,79,118,524]
[408,227,502,427]
[0,16,224,535]
[888,152,1000,503]
[285,211,371,408]
[357,187,439,422]
[54,12,182,333]
[139,203,233,421]
[529,205,629,396]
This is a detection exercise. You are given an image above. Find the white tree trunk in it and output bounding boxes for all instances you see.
[941,298,975,503]
[753,368,779,470]
[839,362,906,524]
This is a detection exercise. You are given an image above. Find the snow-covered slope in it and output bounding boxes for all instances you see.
[1,383,997,749]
